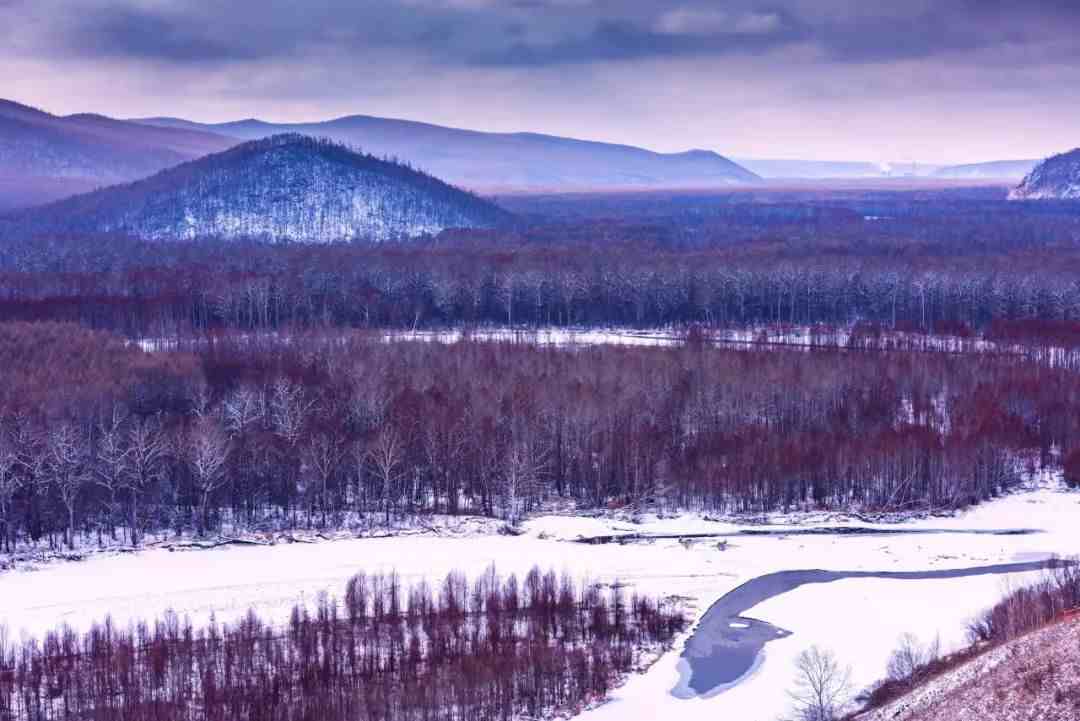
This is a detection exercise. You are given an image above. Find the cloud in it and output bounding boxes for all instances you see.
[5,0,1079,70]
[656,8,783,37]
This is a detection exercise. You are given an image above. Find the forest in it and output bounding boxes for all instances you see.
[0,319,1075,554]
[1,187,1080,553]
[1,186,1080,335]
[0,565,686,720]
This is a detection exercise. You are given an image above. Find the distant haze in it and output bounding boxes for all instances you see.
[2,1,1080,165]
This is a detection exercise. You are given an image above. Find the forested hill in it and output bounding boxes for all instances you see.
[1010,149,1080,200]
[3,134,513,243]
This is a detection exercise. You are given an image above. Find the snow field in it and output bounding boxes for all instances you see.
[1,486,1077,720]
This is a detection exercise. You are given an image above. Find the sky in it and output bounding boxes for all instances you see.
[3,0,1080,164]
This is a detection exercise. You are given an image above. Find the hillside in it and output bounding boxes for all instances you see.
[0,99,236,211]
[933,159,1038,181]
[4,134,512,243]
[1010,149,1080,200]
[857,618,1080,721]
[133,113,760,191]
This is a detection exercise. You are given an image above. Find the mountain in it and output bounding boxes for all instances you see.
[734,158,893,179]
[0,99,237,212]
[1009,149,1080,200]
[4,134,512,242]
[933,159,1038,181]
[133,114,760,190]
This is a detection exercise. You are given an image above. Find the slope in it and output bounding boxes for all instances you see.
[4,134,512,243]
[133,113,760,190]
[1010,149,1080,200]
[0,99,237,211]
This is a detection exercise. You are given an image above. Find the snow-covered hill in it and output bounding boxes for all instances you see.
[1009,149,1080,200]
[7,134,513,242]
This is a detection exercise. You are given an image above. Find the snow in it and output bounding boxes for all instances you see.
[2,484,1078,721]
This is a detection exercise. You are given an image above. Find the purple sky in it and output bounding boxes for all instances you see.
[4,0,1080,163]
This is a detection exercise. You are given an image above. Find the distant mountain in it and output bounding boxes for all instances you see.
[933,159,1038,181]
[733,158,891,179]
[5,135,512,243]
[1009,150,1080,200]
[133,114,760,190]
[0,99,236,211]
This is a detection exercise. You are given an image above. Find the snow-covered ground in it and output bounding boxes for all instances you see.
[2,484,1077,721]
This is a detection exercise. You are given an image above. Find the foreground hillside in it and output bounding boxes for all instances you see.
[5,134,512,242]
[135,112,761,190]
[858,618,1080,721]
[0,99,235,211]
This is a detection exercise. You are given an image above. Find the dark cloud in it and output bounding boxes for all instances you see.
[6,0,1079,69]
[70,6,270,61]
[3,0,1080,165]
[469,12,806,66]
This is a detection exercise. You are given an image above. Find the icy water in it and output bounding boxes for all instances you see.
[671,560,1053,699]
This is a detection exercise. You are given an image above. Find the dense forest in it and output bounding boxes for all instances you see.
[1,187,1079,554]
[1,187,1080,334]
[0,565,686,720]
[0,320,1075,554]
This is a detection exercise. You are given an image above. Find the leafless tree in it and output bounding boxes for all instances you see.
[368,427,403,526]
[0,430,19,552]
[44,423,89,549]
[125,416,168,545]
[886,632,940,686]
[302,428,344,526]
[185,417,231,536]
[94,406,130,541]
[788,646,852,721]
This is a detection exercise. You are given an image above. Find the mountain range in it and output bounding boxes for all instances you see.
[735,157,1038,180]
[5,134,512,243]
[0,100,235,212]
[1009,149,1080,200]
[133,114,761,191]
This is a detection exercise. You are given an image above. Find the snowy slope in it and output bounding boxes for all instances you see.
[7,134,513,242]
[1009,149,1080,200]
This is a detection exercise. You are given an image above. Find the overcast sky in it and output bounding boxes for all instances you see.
[4,0,1080,163]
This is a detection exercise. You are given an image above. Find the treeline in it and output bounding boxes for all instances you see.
[7,241,1080,336]
[0,565,686,720]
[0,322,1075,552]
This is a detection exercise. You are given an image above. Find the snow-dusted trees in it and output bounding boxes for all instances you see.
[4,319,1080,552]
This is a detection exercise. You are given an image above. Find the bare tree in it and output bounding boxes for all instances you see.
[302,428,344,527]
[368,427,403,526]
[271,379,312,448]
[94,406,130,542]
[0,430,19,552]
[44,423,89,550]
[223,385,264,436]
[185,417,231,536]
[503,430,548,527]
[886,632,940,686]
[788,646,852,721]
[125,416,168,545]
